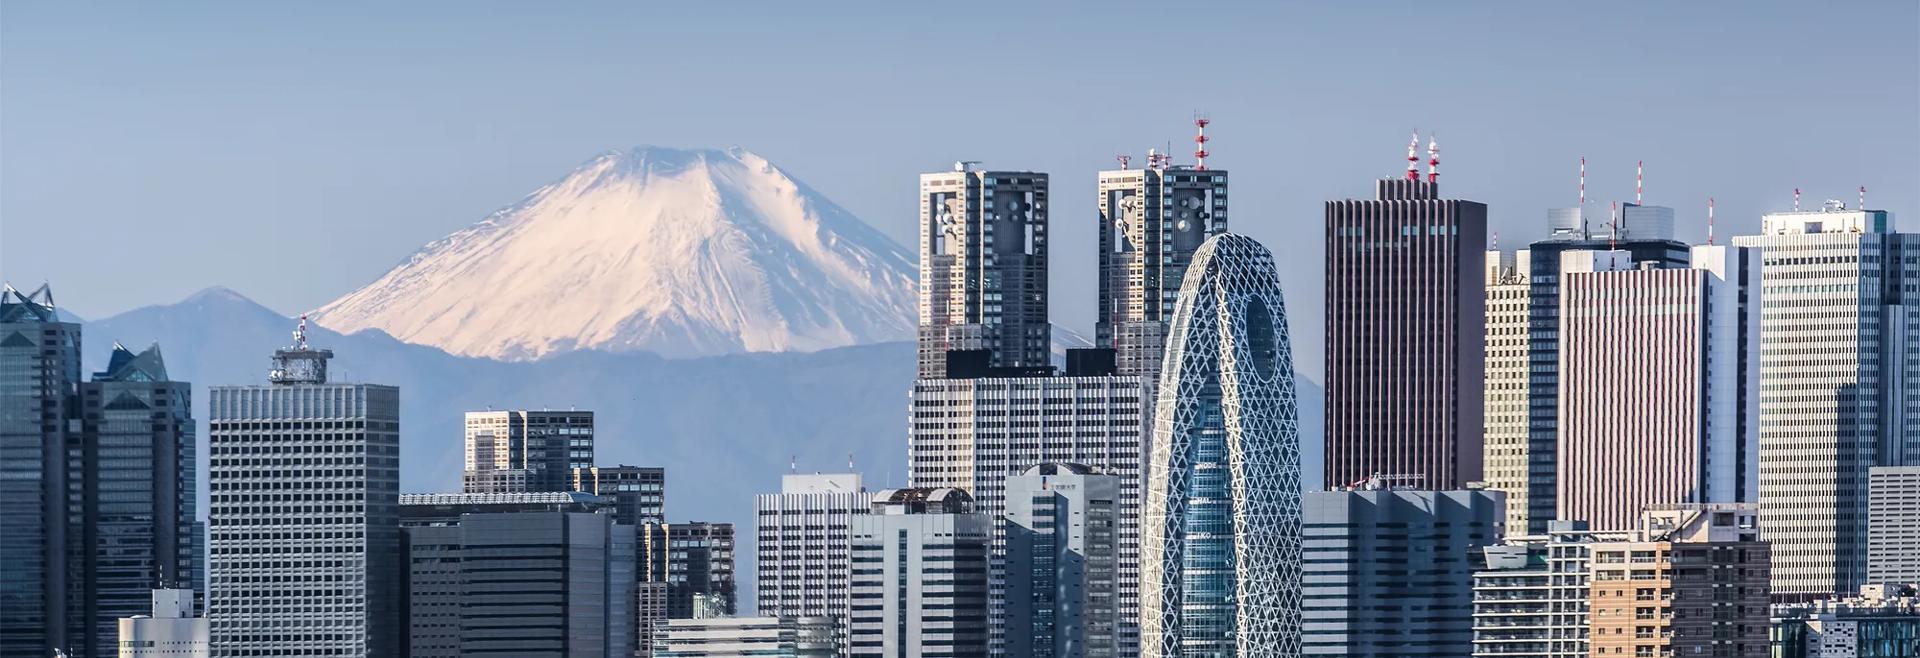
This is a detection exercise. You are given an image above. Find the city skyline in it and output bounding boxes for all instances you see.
[5,3,1917,379]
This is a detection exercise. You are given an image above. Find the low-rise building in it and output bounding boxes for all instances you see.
[1770,584,1920,658]
[1587,504,1770,658]
[116,589,209,658]
[655,616,834,658]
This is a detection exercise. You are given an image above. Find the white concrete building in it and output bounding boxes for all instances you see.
[655,616,833,658]
[1733,203,1920,598]
[116,589,208,658]
[1470,521,1630,658]
[847,488,990,658]
[753,473,867,654]
[1556,244,1760,530]
[1484,249,1534,536]
[1868,466,1920,583]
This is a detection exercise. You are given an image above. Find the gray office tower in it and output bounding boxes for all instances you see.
[644,522,737,619]
[206,334,401,656]
[1004,463,1121,658]
[754,473,868,655]
[1095,163,1229,377]
[1733,202,1920,599]
[1302,484,1505,657]
[1869,466,1920,583]
[399,493,635,658]
[1484,204,1689,535]
[1,286,200,658]
[464,409,595,493]
[1324,172,1488,491]
[848,488,991,658]
[916,164,1050,378]
[574,464,668,526]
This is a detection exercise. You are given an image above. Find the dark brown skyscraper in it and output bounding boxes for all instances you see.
[1323,142,1487,491]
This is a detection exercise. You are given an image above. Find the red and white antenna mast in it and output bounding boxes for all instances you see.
[1193,116,1211,171]
[1115,153,1131,170]
[1794,188,1801,212]
[1608,201,1621,268]
[294,313,310,350]
[1635,160,1644,204]
[1406,129,1421,181]
[1578,156,1587,207]
[1426,134,1440,184]
[1707,197,1716,246]
[1860,185,1867,210]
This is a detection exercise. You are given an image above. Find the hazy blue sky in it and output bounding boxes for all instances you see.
[4,1,1915,372]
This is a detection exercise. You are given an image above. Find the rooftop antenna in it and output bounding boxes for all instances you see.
[1115,153,1131,170]
[1492,230,1499,251]
[1578,157,1587,207]
[848,453,855,472]
[293,313,310,350]
[789,454,796,474]
[1707,197,1716,246]
[1860,185,1867,211]
[1608,201,1621,269]
[1426,134,1440,184]
[1794,188,1801,212]
[1192,115,1211,171]
[1636,160,1644,204]
[1406,129,1421,181]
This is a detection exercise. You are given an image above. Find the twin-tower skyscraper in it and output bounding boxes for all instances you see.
[907,150,1304,658]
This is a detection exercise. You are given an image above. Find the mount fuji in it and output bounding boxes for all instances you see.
[311,146,917,361]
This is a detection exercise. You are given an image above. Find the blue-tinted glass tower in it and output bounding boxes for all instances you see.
[1139,234,1303,657]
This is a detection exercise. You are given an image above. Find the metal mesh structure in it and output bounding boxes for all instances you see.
[1140,233,1303,657]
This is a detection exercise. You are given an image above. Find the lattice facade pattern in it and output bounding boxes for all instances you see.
[1140,234,1303,657]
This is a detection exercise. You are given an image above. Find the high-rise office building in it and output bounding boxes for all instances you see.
[464,409,595,493]
[1586,504,1770,658]
[656,616,835,658]
[74,342,200,658]
[1301,484,1505,657]
[1,284,82,656]
[1493,206,1690,536]
[1325,166,1489,491]
[1139,233,1303,658]
[575,464,668,526]
[1484,250,1534,536]
[848,488,991,658]
[754,473,867,654]
[1095,163,1229,377]
[1004,463,1121,658]
[116,589,209,658]
[1469,521,1629,658]
[206,335,402,656]
[2,287,200,658]
[1769,584,1920,658]
[1556,244,1761,530]
[1867,466,1920,584]
[908,364,1148,654]
[916,164,1050,378]
[1733,202,1919,599]
[643,522,737,619]
[399,498,635,658]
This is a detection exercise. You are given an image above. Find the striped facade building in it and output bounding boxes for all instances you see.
[1483,250,1534,536]
[1325,177,1488,490]
[1733,203,1920,599]
[1555,245,1760,531]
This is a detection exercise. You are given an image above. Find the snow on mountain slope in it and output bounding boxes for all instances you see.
[311,146,917,360]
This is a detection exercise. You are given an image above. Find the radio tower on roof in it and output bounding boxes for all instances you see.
[1636,160,1644,204]
[1426,135,1440,184]
[1707,197,1716,245]
[1193,116,1211,171]
[1406,130,1421,181]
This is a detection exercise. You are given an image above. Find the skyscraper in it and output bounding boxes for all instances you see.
[1,284,82,656]
[399,494,635,658]
[1301,484,1505,657]
[1867,466,1920,584]
[574,464,667,526]
[1095,162,1229,377]
[1004,463,1121,658]
[75,342,200,658]
[1,287,199,658]
[1140,233,1303,657]
[644,522,737,619]
[206,331,401,656]
[1324,150,1489,491]
[848,488,991,658]
[916,164,1050,378]
[908,365,1149,653]
[1483,250,1534,536]
[463,409,595,493]
[1491,203,1690,536]
[1556,244,1760,530]
[754,473,867,655]
[1732,202,1919,599]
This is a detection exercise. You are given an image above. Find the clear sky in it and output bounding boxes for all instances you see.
[4,1,1915,373]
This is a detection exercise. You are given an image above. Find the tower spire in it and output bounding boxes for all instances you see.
[1406,129,1420,181]
[1635,160,1643,204]
[1426,134,1439,184]
[1860,185,1867,210]
[1578,156,1587,207]
[1193,115,1211,171]
[1707,197,1715,246]
[1794,187,1801,212]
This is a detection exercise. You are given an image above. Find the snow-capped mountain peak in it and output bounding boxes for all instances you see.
[310,146,916,361]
